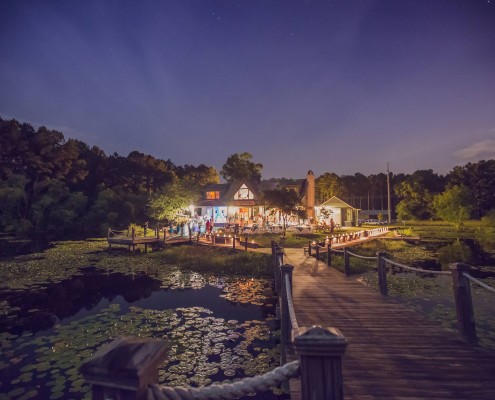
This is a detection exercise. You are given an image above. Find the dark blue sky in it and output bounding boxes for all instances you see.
[1,0,494,179]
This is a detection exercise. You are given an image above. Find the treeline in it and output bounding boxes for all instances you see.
[315,163,495,221]
[0,117,219,237]
[1,116,494,237]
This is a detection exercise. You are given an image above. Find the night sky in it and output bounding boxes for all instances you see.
[1,0,494,179]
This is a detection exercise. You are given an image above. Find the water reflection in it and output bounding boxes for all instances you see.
[0,267,273,335]
[0,267,284,400]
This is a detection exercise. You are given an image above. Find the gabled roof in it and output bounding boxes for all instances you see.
[259,178,307,196]
[319,196,360,210]
[198,176,311,207]
[198,180,260,206]
[223,180,261,201]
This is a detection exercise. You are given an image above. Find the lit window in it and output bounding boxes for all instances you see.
[235,184,253,200]
[206,191,220,200]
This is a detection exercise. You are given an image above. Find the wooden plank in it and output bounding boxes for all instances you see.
[282,247,495,400]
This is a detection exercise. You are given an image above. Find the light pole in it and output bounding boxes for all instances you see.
[387,162,392,224]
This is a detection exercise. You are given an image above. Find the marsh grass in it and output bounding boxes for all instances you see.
[149,246,272,276]
[399,220,495,252]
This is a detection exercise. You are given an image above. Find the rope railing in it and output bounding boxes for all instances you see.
[345,249,377,261]
[284,274,299,331]
[331,248,345,253]
[382,257,451,275]
[108,229,127,236]
[146,360,300,400]
[463,272,495,294]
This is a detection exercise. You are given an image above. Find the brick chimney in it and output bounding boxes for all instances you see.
[306,170,315,220]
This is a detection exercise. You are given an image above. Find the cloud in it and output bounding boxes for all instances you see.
[454,138,495,160]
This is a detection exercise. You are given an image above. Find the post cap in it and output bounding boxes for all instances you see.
[449,262,471,272]
[280,264,294,273]
[80,337,169,390]
[294,325,348,357]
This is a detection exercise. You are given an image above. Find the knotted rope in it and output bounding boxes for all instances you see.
[382,257,451,275]
[146,360,300,400]
[345,250,377,260]
[463,273,495,294]
[284,274,299,331]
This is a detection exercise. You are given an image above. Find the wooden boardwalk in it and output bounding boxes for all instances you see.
[283,248,495,400]
[107,234,190,251]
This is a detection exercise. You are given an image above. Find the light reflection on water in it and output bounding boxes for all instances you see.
[0,268,287,400]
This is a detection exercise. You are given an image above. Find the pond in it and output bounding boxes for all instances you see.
[0,242,288,400]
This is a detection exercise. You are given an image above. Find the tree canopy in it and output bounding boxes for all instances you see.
[0,116,218,237]
[262,188,303,229]
[220,153,263,183]
[2,115,495,237]
[432,185,473,229]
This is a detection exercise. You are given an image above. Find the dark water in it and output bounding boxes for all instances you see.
[0,237,53,259]
[0,267,287,400]
[0,267,272,335]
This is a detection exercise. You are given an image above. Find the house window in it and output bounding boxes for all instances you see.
[234,184,253,200]
[206,191,220,200]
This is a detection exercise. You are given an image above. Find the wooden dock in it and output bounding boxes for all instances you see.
[283,248,495,400]
[107,228,190,251]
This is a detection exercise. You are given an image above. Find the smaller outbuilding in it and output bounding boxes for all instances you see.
[315,196,360,227]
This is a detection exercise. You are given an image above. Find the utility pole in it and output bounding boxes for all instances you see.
[387,162,392,224]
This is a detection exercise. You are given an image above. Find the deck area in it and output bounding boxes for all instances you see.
[107,234,190,250]
[283,248,495,400]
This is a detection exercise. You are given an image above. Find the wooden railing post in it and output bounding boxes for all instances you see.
[108,228,112,251]
[212,235,216,246]
[273,246,283,296]
[377,252,388,296]
[450,263,477,345]
[244,237,248,251]
[80,337,169,400]
[272,242,278,264]
[327,243,332,267]
[343,248,350,276]
[294,326,348,400]
[277,247,284,266]
[233,236,236,250]
[308,241,312,257]
[315,244,320,260]
[131,228,136,252]
[280,264,294,364]
[188,225,192,243]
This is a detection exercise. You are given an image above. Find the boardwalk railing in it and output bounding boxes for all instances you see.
[378,255,495,345]
[271,240,348,400]
[199,233,259,250]
[79,242,348,400]
[316,241,495,346]
[108,226,192,252]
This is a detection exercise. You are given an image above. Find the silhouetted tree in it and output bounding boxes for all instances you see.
[220,153,263,183]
